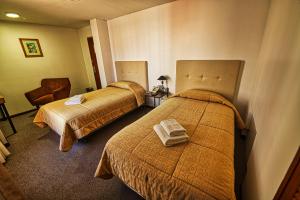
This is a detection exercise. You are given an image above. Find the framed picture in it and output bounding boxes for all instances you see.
[19,38,43,57]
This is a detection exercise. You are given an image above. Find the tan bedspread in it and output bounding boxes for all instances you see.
[95,89,245,200]
[34,81,145,152]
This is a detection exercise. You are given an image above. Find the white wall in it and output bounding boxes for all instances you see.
[78,25,97,89]
[97,20,114,85]
[90,19,115,87]
[0,22,89,114]
[107,0,270,117]
[107,1,300,198]
[243,0,300,199]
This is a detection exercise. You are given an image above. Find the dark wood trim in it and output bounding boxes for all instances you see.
[235,128,247,200]
[87,37,101,89]
[19,38,44,57]
[0,104,17,133]
[0,106,6,121]
[10,108,38,118]
[274,147,300,200]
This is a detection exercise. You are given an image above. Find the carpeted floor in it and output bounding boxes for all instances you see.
[0,107,152,200]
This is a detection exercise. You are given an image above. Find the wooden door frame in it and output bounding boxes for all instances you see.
[87,37,101,89]
[274,147,300,200]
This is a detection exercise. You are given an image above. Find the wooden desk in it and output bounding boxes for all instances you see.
[0,96,16,134]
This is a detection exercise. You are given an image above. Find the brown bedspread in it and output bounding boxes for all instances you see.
[34,81,145,152]
[95,89,245,200]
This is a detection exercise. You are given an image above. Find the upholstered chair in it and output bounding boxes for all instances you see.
[25,78,71,108]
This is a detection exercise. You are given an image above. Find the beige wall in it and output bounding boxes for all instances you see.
[107,0,270,117]
[78,25,97,89]
[243,0,300,199]
[0,22,89,114]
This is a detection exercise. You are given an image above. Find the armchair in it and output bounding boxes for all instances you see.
[25,78,71,108]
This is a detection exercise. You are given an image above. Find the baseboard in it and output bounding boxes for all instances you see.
[10,108,38,118]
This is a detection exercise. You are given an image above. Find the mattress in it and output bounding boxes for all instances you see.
[95,89,245,200]
[34,81,145,152]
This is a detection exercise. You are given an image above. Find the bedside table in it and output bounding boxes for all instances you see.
[145,92,167,108]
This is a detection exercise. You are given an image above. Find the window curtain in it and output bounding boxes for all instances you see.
[0,129,10,164]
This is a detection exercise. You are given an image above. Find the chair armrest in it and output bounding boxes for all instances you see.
[53,87,70,100]
[24,87,51,105]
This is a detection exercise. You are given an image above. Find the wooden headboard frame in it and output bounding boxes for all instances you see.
[115,61,149,90]
[176,60,244,102]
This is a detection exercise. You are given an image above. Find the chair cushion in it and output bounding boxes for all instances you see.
[33,94,54,105]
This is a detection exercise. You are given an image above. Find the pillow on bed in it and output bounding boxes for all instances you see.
[108,81,146,107]
[175,89,229,104]
[107,81,137,89]
[174,89,246,129]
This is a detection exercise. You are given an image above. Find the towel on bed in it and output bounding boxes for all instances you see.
[154,124,189,146]
[64,95,86,105]
[160,119,187,137]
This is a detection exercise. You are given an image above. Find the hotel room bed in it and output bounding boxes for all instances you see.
[95,60,245,199]
[95,90,245,199]
[34,82,144,151]
[33,61,148,151]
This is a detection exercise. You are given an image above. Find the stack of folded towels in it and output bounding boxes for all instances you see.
[153,119,189,146]
[64,94,86,105]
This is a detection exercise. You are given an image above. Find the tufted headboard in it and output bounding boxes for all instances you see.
[115,61,149,90]
[176,60,244,102]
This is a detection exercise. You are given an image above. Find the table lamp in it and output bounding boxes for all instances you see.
[157,76,167,87]
[157,76,169,97]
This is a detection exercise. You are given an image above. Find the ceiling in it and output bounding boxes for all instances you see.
[0,0,175,28]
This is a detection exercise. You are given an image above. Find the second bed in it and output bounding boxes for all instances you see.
[33,61,148,151]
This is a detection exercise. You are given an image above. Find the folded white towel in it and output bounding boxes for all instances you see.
[64,95,86,105]
[160,119,187,137]
[154,124,189,147]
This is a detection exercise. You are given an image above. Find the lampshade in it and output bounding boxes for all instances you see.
[157,76,167,81]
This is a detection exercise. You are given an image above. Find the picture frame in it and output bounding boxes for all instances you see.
[19,38,43,57]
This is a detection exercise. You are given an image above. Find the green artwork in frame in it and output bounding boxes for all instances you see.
[19,38,43,57]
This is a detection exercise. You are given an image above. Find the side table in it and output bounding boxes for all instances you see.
[145,92,167,108]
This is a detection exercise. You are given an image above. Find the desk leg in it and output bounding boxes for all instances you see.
[0,106,6,121]
[0,104,17,134]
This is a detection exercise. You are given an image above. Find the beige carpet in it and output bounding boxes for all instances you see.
[0,107,151,200]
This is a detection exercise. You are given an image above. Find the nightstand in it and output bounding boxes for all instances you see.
[145,92,167,108]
